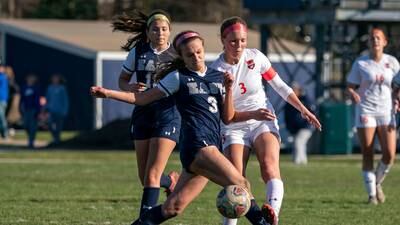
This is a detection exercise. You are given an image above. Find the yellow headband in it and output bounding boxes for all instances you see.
[147,14,170,26]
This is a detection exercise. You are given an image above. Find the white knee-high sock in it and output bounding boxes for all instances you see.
[223,218,237,225]
[266,178,284,216]
[375,161,391,185]
[362,170,376,197]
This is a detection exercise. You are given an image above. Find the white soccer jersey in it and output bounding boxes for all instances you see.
[347,54,400,116]
[210,48,281,130]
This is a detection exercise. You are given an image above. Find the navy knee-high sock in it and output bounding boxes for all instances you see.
[139,187,160,216]
[160,173,172,189]
[245,199,267,225]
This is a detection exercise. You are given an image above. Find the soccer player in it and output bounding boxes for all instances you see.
[91,30,275,225]
[347,27,399,205]
[111,10,180,215]
[210,17,321,225]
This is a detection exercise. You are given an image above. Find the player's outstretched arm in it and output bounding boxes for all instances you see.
[90,86,165,106]
[286,93,322,131]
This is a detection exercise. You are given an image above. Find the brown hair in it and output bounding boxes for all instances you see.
[370,27,387,41]
[172,30,204,55]
[154,30,204,81]
[220,16,247,38]
[111,9,171,51]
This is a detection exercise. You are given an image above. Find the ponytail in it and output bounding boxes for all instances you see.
[154,58,186,82]
[111,9,171,51]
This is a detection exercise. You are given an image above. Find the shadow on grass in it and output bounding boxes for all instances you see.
[3,197,135,203]
[0,120,134,151]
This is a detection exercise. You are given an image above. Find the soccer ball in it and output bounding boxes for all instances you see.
[216,185,251,218]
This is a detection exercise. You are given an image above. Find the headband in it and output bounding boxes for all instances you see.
[147,14,170,26]
[175,32,200,48]
[222,23,247,37]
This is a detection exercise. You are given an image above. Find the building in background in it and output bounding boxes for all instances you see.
[0,19,316,130]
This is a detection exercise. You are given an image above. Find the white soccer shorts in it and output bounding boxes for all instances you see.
[222,119,280,150]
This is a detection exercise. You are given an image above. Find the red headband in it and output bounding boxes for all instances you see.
[175,32,200,47]
[222,23,247,37]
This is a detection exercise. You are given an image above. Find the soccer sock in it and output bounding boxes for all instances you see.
[223,217,238,225]
[362,170,376,197]
[245,199,267,225]
[139,187,160,216]
[266,178,284,216]
[375,161,391,185]
[160,173,172,189]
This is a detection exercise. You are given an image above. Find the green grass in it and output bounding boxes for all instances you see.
[0,151,399,225]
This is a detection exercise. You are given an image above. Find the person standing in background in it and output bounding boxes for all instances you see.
[284,83,315,165]
[346,27,399,205]
[20,74,41,149]
[0,64,9,140]
[45,74,69,145]
[4,66,21,137]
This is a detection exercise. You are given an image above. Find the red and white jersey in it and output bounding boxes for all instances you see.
[347,54,400,116]
[210,48,280,129]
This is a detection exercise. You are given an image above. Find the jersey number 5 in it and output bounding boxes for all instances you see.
[239,82,247,94]
[208,96,218,113]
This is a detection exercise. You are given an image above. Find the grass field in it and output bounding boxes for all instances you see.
[0,150,399,225]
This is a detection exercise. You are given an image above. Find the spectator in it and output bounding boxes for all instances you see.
[45,74,69,145]
[0,64,9,139]
[4,66,21,136]
[284,83,315,165]
[20,74,41,149]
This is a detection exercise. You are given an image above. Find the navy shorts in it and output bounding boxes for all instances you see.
[179,132,222,173]
[130,106,181,143]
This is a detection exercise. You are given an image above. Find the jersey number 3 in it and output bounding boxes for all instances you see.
[208,96,218,113]
[239,82,247,94]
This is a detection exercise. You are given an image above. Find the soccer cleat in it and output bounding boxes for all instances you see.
[261,203,278,225]
[367,196,378,205]
[376,184,385,203]
[165,171,180,196]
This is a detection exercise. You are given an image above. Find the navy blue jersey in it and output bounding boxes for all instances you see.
[122,43,181,141]
[158,67,225,170]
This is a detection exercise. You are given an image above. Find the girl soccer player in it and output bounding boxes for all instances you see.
[347,27,399,204]
[111,10,180,214]
[91,30,275,225]
[210,17,322,225]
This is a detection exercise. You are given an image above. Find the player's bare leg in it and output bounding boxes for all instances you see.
[375,125,396,203]
[253,132,281,225]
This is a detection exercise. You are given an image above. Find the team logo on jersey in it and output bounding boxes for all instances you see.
[385,63,390,69]
[246,59,255,70]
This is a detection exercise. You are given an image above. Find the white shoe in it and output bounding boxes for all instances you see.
[376,185,385,203]
[367,196,378,205]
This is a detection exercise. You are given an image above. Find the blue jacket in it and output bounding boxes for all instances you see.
[0,72,9,103]
[20,84,41,112]
[45,84,69,116]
